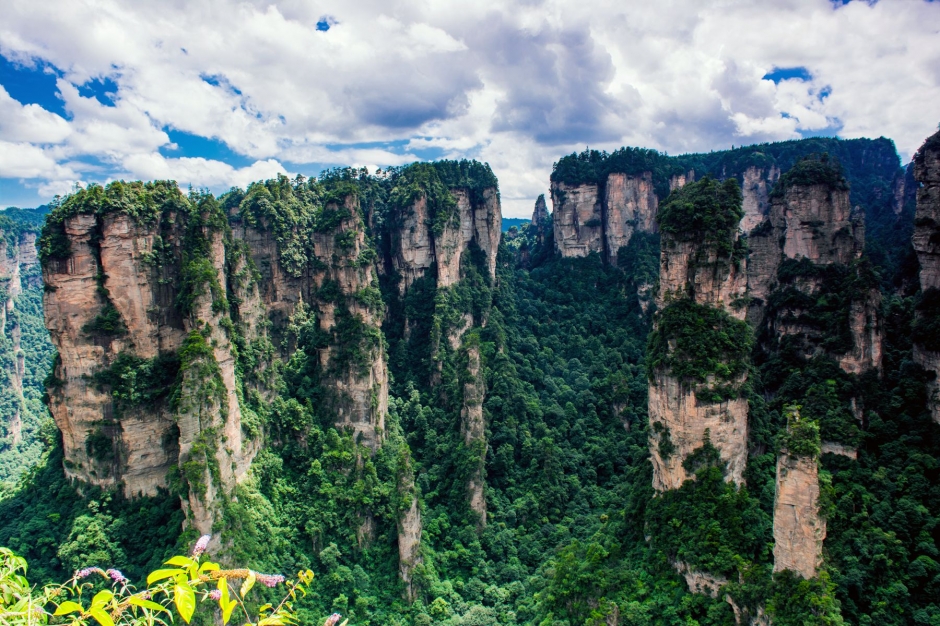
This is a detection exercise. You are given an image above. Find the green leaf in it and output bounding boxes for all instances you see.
[148,568,183,585]
[165,556,196,568]
[199,561,220,573]
[89,607,115,626]
[128,595,170,613]
[91,589,114,609]
[240,571,256,598]
[222,597,238,624]
[53,600,84,615]
[174,583,196,624]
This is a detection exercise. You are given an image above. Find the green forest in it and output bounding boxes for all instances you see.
[1,135,939,626]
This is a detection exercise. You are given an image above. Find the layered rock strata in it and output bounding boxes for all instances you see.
[552,173,661,263]
[912,131,940,423]
[747,171,882,373]
[649,179,750,492]
[773,452,825,579]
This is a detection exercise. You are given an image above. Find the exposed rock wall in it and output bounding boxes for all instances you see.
[740,166,780,233]
[649,179,750,492]
[551,182,603,258]
[748,180,882,374]
[604,172,658,266]
[311,196,389,451]
[913,133,940,291]
[42,208,262,536]
[912,131,940,423]
[648,373,749,491]
[773,453,825,579]
[552,173,664,263]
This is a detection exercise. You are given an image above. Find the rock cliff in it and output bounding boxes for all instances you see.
[41,192,265,537]
[912,130,940,423]
[552,172,663,264]
[387,177,501,527]
[749,160,882,374]
[773,451,825,579]
[648,177,750,491]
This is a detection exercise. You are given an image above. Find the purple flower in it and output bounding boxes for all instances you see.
[107,569,128,584]
[209,589,222,600]
[254,572,286,588]
[191,535,211,558]
[324,614,342,626]
[75,567,100,579]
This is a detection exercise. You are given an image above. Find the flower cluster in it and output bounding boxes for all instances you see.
[209,589,222,600]
[107,569,128,584]
[191,534,211,558]
[324,614,342,626]
[74,567,104,579]
[255,572,286,588]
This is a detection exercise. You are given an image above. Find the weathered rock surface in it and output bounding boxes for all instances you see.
[773,453,825,579]
[311,196,389,451]
[648,373,749,491]
[913,132,940,291]
[604,172,659,266]
[739,166,780,233]
[912,131,940,424]
[462,345,486,525]
[551,182,604,258]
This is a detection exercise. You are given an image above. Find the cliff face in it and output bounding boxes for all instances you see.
[912,131,940,424]
[648,177,750,492]
[42,202,264,536]
[749,175,882,375]
[551,182,603,259]
[773,452,825,579]
[552,172,664,264]
[739,165,780,233]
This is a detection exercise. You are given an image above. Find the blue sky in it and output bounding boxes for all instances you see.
[1,0,938,217]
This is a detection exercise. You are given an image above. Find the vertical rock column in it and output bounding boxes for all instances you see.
[311,194,389,451]
[773,410,825,579]
[912,131,940,424]
[648,177,751,492]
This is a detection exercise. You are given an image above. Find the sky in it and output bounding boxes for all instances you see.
[0,0,938,217]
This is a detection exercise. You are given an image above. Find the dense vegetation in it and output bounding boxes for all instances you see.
[1,135,939,625]
[0,207,55,490]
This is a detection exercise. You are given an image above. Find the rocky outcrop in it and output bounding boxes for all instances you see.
[311,196,389,451]
[773,452,825,579]
[461,344,486,525]
[391,187,500,293]
[912,131,940,424]
[913,132,940,291]
[748,167,882,374]
[551,182,603,259]
[552,172,665,264]
[604,172,659,266]
[649,177,750,492]
[740,166,780,233]
[42,203,263,537]
[397,455,423,602]
[532,194,550,247]
[648,375,749,491]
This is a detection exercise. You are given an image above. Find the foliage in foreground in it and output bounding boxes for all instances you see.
[0,537,347,626]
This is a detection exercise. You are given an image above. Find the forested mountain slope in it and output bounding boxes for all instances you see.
[0,134,938,626]
[0,206,54,491]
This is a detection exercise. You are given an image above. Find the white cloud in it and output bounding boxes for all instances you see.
[0,85,71,143]
[0,0,938,215]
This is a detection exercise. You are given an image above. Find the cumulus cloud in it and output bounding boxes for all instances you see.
[0,0,938,214]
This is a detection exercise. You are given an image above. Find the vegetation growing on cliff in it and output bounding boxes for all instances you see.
[657,176,744,258]
[647,298,753,400]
